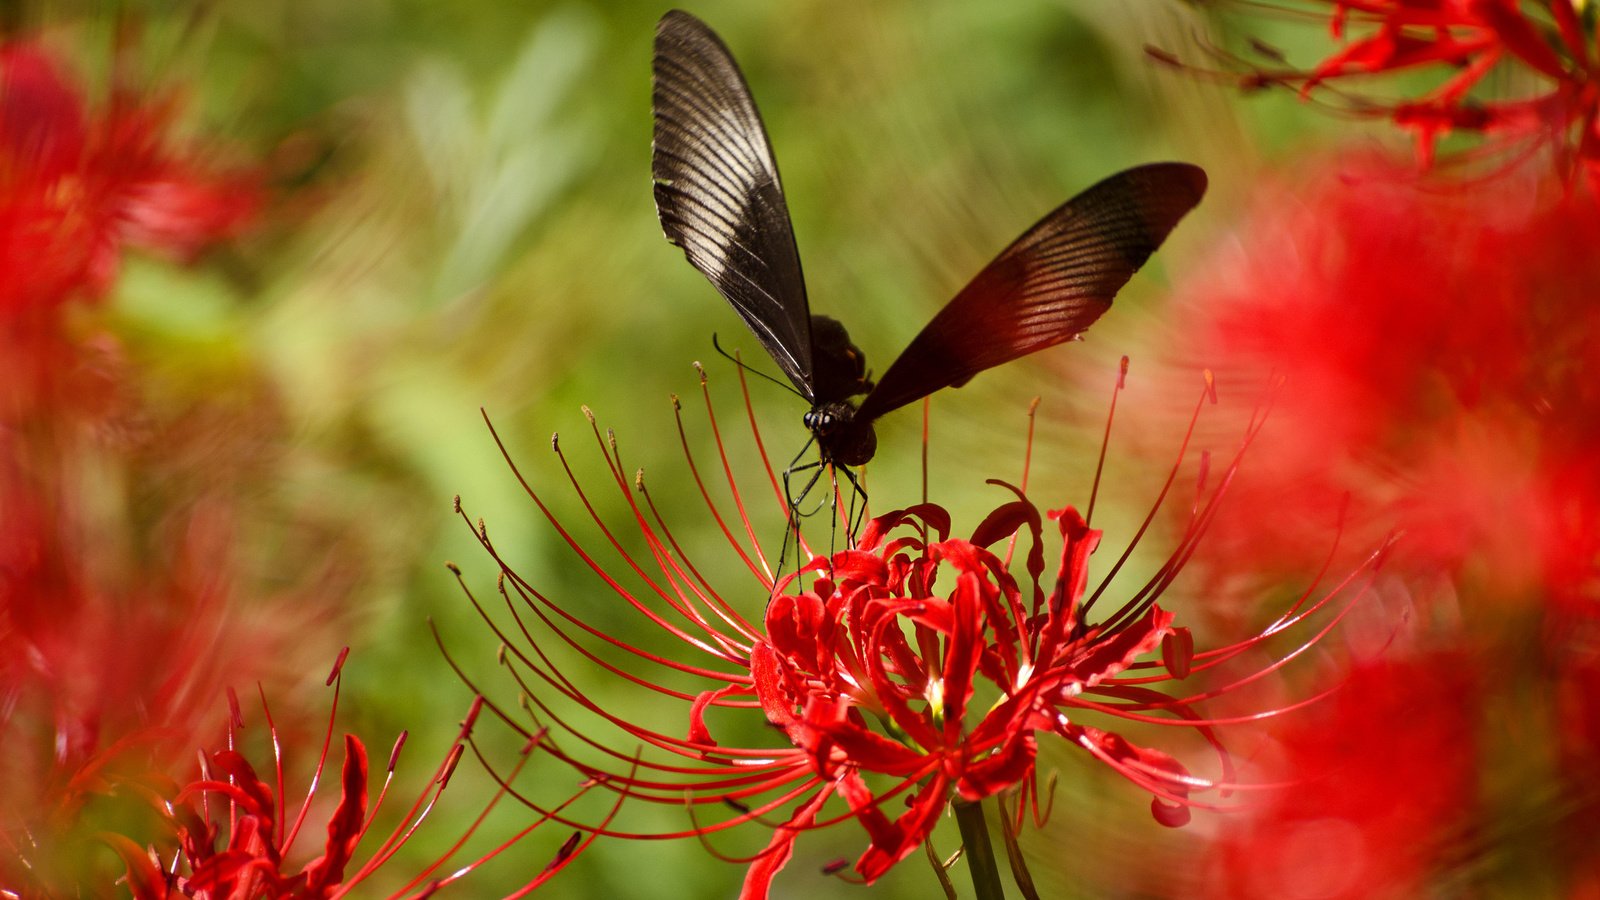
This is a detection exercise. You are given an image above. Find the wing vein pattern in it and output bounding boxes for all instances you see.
[857,163,1207,420]
[651,11,815,399]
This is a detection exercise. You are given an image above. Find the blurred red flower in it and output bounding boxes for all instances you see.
[0,453,320,893]
[1168,154,1600,605]
[1161,152,1600,894]
[0,40,258,318]
[0,37,260,422]
[1203,653,1479,899]
[1167,1,1600,179]
[0,34,298,896]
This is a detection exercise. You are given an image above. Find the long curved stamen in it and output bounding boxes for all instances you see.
[1082,370,1216,621]
[1086,356,1129,527]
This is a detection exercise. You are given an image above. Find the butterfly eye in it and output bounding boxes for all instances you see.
[803,408,840,434]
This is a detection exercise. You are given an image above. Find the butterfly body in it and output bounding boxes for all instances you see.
[651,10,1206,471]
[796,314,876,465]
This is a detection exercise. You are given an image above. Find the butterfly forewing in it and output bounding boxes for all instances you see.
[652,10,816,400]
[855,162,1208,420]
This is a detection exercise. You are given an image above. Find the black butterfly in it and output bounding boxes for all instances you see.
[652,9,1206,470]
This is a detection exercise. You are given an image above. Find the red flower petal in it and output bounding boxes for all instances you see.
[299,734,369,896]
[738,785,833,900]
[842,770,950,882]
[100,832,168,900]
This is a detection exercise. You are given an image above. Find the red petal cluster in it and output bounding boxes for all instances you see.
[1168,154,1600,605]
[1180,1,1600,178]
[101,658,595,899]
[152,737,371,899]
[0,41,259,318]
[748,501,1189,883]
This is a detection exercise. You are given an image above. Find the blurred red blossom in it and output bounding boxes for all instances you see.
[0,379,360,892]
[1166,154,1600,606]
[1163,1,1600,180]
[0,33,327,897]
[1203,653,1479,899]
[0,37,260,423]
[1159,152,1600,894]
[448,367,1376,898]
[0,40,259,318]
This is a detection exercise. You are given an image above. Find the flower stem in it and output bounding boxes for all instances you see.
[953,799,1005,900]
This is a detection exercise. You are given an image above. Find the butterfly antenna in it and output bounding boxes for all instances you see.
[712,334,807,400]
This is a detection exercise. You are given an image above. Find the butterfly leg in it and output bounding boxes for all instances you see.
[837,465,868,546]
[778,449,828,582]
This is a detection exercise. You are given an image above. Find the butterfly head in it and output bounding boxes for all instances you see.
[805,400,877,467]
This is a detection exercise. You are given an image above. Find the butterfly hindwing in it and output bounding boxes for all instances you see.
[652,10,816,400]
[856,162,1208,421]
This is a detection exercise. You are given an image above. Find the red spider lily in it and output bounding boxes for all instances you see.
[98,651,608,899]
[0,446,300,894]
[1161,1,1600,181]
[0,35,321,896]
[446,363,1381,899]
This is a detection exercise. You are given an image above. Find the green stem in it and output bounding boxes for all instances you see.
[953,799,1005,900]
[995,792,1041,900]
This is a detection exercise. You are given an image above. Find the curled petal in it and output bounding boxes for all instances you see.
[1063,724,1193,827]
[299,734,369,894]
[688,682,750,746]
[839,770,950,882]
[100,833,168,900]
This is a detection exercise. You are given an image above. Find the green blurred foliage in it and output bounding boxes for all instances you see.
[11,0,1389,896]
